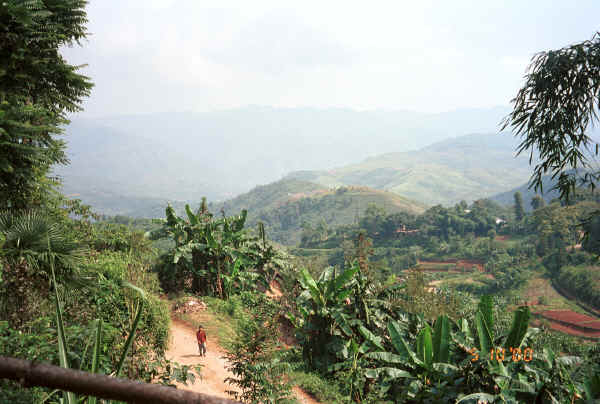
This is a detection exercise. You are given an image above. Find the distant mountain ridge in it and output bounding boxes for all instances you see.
[489,169,600,211]
[490,175,559,211]
[54,106,511,214]
[285,132,535,206]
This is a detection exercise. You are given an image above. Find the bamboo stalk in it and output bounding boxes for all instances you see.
[0,356,240,404]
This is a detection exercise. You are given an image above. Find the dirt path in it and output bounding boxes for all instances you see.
[166,317,320,404]
[166,318,237,399]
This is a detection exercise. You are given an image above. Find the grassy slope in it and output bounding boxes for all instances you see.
[212,180,427,245]
[265,185,426,245]
[286,133,534,206]
[210,179,328,216]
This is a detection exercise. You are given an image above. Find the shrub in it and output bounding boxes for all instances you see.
[224,298,293,404]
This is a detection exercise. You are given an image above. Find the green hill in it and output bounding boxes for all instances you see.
[209,179,327,216]
[285,133,535,206]
[212,180,426,245]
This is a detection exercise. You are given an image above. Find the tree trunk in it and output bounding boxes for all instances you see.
[0,355,240,404]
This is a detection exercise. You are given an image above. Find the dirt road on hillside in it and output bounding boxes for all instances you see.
[166,318,320,404]
[166,318,238,399]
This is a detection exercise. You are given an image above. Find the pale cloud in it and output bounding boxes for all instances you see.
[62,0,600,117]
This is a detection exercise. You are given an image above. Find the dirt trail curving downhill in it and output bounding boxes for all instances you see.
[166,317,320,404]
[166,318,238,399]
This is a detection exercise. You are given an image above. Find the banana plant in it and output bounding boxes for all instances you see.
[582,372,600,402]
[365,314,453,381]
[292,265,359,370]
[150,203,276,299]
[451,296,589,403]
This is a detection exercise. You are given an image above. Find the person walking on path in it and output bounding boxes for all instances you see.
[196,325,207,357]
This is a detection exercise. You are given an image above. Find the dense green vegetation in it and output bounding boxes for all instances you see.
[298,192,600,302]
[0,2,196,402]
[2,2,600,403]
[0,203,198,402]
[554,265,600,310]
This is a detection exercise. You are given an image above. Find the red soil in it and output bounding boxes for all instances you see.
[536,310,600,338]
[583,321,600,331]
[538,310,597,325]
[545,321,600,339]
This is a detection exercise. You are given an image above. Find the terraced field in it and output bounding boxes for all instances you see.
[537,310,600,339]
[418,259,484,272]
[521,277,600,339]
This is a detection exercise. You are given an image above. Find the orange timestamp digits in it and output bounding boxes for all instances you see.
[469,347,533,363]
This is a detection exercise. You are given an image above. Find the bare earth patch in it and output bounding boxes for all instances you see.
[419,259,484,272]
[166,318,238,399]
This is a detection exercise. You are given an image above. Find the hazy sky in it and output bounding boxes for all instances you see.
[62,1,600,117]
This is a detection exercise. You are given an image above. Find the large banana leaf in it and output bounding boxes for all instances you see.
[504,306,531,349]
[511,373,535,393]
[331,266,358,298]
[365,367,412,380]
[456,392,496,403]
[542,347,556,369]
[416,325,433,369]
[235,210,248,231]
[460,318,471,340]
[388,321,416,364]
[358,325,384,351]
[165,204,179,226]
[475,310,493,355]
[488,358,508,378]
[478,295,495,340]
[332,311,353,337]
[364,351,406,364]
[432,314,450,363]
[300,268,324,307]
[185,204,198,225]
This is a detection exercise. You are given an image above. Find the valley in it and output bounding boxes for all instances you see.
[3,2,600,403]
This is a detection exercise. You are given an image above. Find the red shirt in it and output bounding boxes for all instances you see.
[196,329,207,344]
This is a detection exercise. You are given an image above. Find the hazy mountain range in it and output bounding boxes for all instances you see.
[55,106,513,215]
[285,132,534,206]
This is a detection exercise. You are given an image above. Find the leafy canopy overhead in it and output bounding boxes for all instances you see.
[502,32,600,202]
[0,0,93,210]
